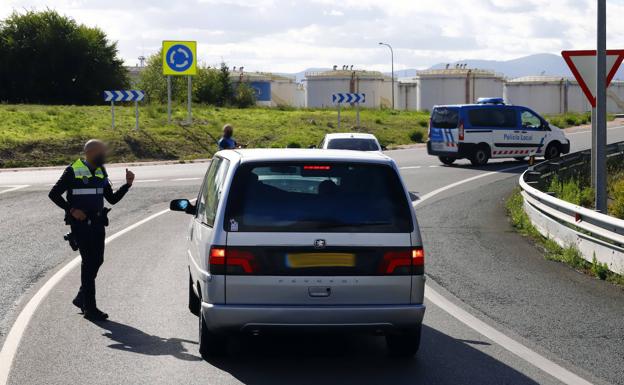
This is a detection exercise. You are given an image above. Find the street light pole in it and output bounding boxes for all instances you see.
[595,0,607,212]
[379,42,395,109]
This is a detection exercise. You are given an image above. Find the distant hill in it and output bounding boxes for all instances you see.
[284,53,624,82]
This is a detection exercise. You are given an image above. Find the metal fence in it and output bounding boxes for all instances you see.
[519,141,624,274]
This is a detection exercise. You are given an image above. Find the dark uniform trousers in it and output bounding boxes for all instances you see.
[72,220,106,311]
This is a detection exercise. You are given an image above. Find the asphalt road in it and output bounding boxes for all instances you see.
[1,125,624,385]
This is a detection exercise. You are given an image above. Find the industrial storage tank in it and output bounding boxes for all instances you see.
[397,79,418,111]
[504,76,591,114]
[415,68,504,111]
[305,69,393,108]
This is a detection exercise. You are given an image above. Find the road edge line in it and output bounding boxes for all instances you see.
[0,186,29,195]
[0,208,172,385]
[414,163,593,384]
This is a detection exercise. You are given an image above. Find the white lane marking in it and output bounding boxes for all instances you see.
[566,124,624,136]
[173,177,201,181]
[0,199,195,385]
[414,164,526,206]
[400,166,422,169]
[425,287,592,385]
[413,164,592,384]
[0,185,29,195]
[428,165,438,168]
[133,179,161,183]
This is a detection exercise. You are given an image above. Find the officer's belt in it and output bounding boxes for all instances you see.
[72,188,104,195]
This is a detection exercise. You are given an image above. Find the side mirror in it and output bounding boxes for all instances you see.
[381,145,388,151]
[170,199,196,215]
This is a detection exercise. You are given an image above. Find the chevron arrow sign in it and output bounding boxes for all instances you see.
[332,93,365,104]
[104,90,145,102]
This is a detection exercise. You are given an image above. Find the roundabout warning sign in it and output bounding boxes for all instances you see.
[162,41,197,76]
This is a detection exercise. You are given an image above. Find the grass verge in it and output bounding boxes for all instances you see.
[0,104,430,168]
[506,188,624,286]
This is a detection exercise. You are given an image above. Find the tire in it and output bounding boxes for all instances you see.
[386,325,422,357]
[514,157,526,162]
[544,142,561,160]
[470,145,490,166]
[198,303,227,359]
[188,274,200,316]
[438,156,456,165]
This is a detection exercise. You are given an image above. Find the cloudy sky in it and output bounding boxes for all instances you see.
[2,0,623,73]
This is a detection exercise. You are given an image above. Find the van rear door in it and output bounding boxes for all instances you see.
[430,107,460,154]
[219,162,420,306]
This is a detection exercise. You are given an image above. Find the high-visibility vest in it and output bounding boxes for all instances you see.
[69,159,107,212]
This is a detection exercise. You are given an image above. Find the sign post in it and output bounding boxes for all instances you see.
[104,90,146,130]
[332,93,366,130]
[562,48,624,211]
[162,41,197,124]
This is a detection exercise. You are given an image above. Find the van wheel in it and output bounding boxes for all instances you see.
[470,146,490,166]
[198,303,227,359]
[545,142,561,160]
[438,156,456,165]
[188,274,200,316]
[386,325,421,357]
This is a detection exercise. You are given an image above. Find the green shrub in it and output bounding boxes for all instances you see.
[609,178,624,219]
[591,255,609,280]
[375,118,383,124]
[286,141,301,148]
[418,120,429,128]
[409,130,424,143]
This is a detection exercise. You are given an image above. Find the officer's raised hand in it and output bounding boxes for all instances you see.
[126,168,135,186]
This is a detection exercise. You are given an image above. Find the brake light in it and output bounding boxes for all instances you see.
[377,248,425,275]
[209,246,257,274]
[413,247,425,266]
[304,165,331,170]
[458,120,464,141]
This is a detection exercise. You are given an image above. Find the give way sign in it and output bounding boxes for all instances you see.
[562,50,624,107]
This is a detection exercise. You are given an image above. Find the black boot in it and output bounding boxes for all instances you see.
[83,308,109,321]
[72,296,84,313]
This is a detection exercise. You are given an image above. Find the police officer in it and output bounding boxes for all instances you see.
[49,139,134,321]
[217,124,237,150]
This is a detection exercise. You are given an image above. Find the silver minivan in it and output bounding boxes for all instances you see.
[170,149,425,358]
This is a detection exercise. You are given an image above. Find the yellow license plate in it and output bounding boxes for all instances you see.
[286,253,356,268]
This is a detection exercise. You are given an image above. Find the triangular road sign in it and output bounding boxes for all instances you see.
[562,50,624,107]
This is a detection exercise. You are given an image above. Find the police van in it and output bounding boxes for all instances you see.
[426,98,570,166]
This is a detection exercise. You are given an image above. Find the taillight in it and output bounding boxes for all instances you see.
[458,120,464,141]
[209,246,258,275]
[378,247,425,275]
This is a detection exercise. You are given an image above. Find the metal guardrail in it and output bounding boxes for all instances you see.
[519,141,624,274]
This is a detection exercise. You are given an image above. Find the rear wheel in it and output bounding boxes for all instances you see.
[470,145,490,166]
[386,325,422,357]
[545,142,561,160]
[188,274,200,316]
[198,298,227,358]
[438,156,456,166]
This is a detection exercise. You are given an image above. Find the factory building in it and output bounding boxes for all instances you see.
[230,72,303,107]
[397,79,418,111]
[305,69,393,108]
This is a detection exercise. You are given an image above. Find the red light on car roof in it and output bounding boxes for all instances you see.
[303,165,331,170]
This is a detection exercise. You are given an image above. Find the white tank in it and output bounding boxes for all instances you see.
[305,70,393,108]
[415,69,504,111]
[504,76,592,114]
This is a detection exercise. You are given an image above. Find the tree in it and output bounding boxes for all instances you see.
[233,83,257,108]
[217,63,233,106]
[0,10,128,104]
[137,50,187,104]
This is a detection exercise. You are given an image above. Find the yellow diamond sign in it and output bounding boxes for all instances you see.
[162,41,197,76]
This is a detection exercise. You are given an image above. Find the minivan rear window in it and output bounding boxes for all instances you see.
[431,107,459,128]
[224,162,413,233]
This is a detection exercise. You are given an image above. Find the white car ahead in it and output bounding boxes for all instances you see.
[320,133,383,152]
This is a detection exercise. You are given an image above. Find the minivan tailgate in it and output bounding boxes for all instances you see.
[224,233,413,305]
